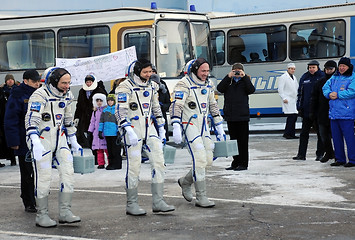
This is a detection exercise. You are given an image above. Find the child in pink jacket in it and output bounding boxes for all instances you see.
[88,93,108,169]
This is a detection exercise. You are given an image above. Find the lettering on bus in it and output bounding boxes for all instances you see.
[250,70,285,92]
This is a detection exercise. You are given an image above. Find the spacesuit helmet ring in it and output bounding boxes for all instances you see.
[42,67,70,92]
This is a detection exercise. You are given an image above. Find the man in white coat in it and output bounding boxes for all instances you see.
[278,63,299,139]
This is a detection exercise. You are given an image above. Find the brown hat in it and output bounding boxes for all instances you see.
[232,63,244,70]
[5,74,15,83]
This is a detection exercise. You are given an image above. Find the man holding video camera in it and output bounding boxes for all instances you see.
[217,63,255,171]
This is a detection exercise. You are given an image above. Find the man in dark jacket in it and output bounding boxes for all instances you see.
[293,60,325,161]
[309,60,337,163]
[4,69,41,212]
[74,74,107,148]
[0,74,18,166]
[217,63,255,171]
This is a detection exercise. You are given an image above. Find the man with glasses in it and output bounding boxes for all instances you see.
[25,67,81,228]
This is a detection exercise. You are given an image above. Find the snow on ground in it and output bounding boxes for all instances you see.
[0,134,346,208]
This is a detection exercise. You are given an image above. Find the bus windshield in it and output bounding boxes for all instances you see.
[155,20,210,78]
[190,21,210,64]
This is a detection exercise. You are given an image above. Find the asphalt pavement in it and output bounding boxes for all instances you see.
[1,133,355,240]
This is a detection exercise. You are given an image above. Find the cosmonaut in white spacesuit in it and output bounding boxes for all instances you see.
[115,59,175,216]
[170,58,226,208]
[25,67,81,227]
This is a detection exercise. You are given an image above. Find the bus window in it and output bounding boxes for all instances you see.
[124,32,150,61]
[0,31,54,71]
[211,31,225,65]
[227,25,286,64]
[58,26,109,58]
[190,22,211,62]
[290,20,345,60]
[156,20,190,78]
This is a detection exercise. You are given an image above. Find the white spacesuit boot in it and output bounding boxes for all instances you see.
[194,181,215,208]
[35,197,57,228]
[58,192,81,224]
[126,188,147,216]
[151,183,175,213]
[178,169,194,202]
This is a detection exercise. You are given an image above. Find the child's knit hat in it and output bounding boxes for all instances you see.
[107,94,116,104]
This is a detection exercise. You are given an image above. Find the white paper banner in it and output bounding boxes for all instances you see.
[55,46,137,86]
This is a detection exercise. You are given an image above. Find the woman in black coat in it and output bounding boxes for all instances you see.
[74,75,107,148]
[217,63,255,171]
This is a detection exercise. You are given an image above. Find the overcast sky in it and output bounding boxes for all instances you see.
[0,0,353,17]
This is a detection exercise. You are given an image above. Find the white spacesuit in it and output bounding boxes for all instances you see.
[170,58,225,208]
[25,67,81,228]
[115,59,174,216]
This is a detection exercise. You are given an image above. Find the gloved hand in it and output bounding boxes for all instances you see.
[216,124,226,141]
[73,118,79,127]
[30,134,45,161]
[69,135,82,153]
[124,126,138,146]
[98,131,104,139]
[158,126,166,141]
[172,123,182,144]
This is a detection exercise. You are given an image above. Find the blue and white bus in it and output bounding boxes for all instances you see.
[209,3,355,117]
[0,6,211,96]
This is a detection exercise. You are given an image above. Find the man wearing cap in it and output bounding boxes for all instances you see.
[293,60,325,161]
[74,74,107,150]
[4,70,41,212]
[25,67,81,227]
[116,59,174,215]
[278,63,299,139]
[0,74,18,166]
[310,60,337,163]
[217,62,255,171]
[322,57,355,167]
[171,58,225,208]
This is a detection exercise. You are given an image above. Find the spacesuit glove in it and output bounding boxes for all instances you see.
[30,134,45,161]
[73,118,79,127]
[216,124,226,141]
[69,135,82,153]
[172,123,182,144]
[158,126,166,142]
[124,126,138,147]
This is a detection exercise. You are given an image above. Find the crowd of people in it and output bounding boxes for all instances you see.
[0,56,354,227]
[277,58,355,168]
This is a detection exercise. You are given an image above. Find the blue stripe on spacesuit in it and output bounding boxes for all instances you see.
[185,138,197,182]
[42,150,51,157]
[149,135,160,140]
[201,116,207,136]
[33,159,38,197]
[28,112,33,130]
[190,135,200,143]
[122,130,129,189]
[191,88,202,114]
